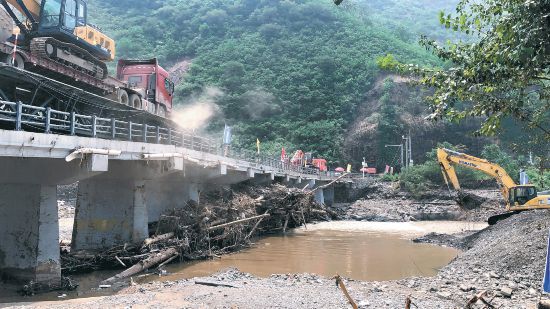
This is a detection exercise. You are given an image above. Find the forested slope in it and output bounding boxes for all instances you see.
[89,0,458,163]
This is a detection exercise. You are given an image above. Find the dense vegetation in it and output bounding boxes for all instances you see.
[380,0,550,153]
[89,0,454,162]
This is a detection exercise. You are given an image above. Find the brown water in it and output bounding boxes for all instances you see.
[150,221,483,282]
[0,221,484,304]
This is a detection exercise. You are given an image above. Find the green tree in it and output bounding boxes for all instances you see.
[382,0,550,143]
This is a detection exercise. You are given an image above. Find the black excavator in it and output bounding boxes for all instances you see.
[1,0,115,78]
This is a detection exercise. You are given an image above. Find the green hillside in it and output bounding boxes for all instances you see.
[89,0,452,162]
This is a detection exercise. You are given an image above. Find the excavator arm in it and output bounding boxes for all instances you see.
[437,148,517,201]
[1,0,40,34]
[437,149,461,191]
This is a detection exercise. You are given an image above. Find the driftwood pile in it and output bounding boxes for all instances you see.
[61,184,336,283]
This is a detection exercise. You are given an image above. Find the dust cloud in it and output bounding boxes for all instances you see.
[241,88,280,120]
[172,87,223,131]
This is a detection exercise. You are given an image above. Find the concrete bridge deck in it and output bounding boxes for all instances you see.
[0,129,349,286]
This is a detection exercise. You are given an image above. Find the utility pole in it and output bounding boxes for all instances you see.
[402,135,408,168]
[402,131,413,168]
[408,130,413,166]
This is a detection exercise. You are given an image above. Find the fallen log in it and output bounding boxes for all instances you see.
[102,247,178,284]
[115,256,126,268]
[142,232,175,248]
[207,214,270,231]
[195,280,239,288]
[466,290,494,309]
[244,211,269,241]
[309,173,349,194]
[118,253,150,261]
[157,253,179,269]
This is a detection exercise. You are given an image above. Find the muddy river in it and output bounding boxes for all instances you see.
[153,221,484,282]
[0,221,486,303]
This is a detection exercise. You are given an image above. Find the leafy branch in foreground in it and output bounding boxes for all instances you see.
[379,0,550,141]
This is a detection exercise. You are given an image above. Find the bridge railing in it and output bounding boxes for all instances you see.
[223,147,345,178]
[0,100,217,154]
[0,100,349,179]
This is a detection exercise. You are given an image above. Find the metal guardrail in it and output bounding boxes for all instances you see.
[223,147,355,179]
[0,100,355,180]
[0,100,217,154]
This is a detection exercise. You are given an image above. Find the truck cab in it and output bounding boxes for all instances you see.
[116,58,174,117]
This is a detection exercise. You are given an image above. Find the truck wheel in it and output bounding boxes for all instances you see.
[117,90,129,105]
[129,94,142,109]
[2,53,24,69]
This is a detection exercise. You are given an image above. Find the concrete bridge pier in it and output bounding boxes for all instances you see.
[0,184,59,285]
[307,179,325,205]
[0,155,108,286]
[72,160,180,251]
[72,179,149,251]
[146,178,201,224]
[323,185,335,207]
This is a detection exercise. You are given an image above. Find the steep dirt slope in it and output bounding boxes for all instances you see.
[342,74,491,167]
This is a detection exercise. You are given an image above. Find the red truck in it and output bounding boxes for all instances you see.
[117,59,174,118]
[311,158,328,172]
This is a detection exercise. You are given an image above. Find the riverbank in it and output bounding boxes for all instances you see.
[2,182,548,308]
[5,212,545,308]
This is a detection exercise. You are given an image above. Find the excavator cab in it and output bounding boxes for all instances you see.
[509,186,538,206]
[36,0,114,61]
[40,0,86,30]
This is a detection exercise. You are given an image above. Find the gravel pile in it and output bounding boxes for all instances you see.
[411,210,550,307]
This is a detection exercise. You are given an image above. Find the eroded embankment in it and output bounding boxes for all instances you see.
[425,210,549,302]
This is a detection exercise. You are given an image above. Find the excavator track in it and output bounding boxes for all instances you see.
[488,211,521,225]
[30,37,108,80]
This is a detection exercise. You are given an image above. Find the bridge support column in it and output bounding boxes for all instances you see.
[251,173,274,186]
[324,185,334,207]
[72,179,149,251]
[0,184,60,285]
[146,181,201,223]
[314,187,325,205]
[308,179,325,204]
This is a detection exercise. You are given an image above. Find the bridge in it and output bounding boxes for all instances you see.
[0,102,350,287]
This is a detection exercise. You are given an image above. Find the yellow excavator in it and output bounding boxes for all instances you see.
[1,0,115,78]
[437,148,550,224]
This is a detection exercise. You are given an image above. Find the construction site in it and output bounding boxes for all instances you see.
[0,0,549,308]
